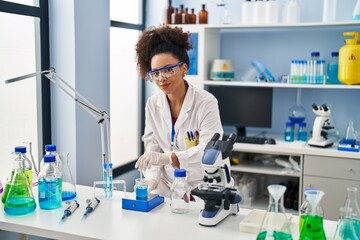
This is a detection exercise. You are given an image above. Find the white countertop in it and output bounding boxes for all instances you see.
[0,185,337,240]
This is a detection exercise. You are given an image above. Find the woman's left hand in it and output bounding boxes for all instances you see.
[135,151,172,171]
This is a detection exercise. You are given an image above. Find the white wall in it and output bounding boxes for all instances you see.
[49,0,110,186]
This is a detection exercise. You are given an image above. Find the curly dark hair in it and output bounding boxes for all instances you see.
[135,25,193,79]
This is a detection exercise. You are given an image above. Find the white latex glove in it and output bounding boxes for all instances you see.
[148,178,159,193]
[135,151,172,171]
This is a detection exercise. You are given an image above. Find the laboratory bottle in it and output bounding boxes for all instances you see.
[265,0,279,24]
[343,187,360,238]
[179,4,185,20]
[38,154,62,209]
[322,0,337,22]
[297,122,308,141]
[199,4,208,24]
[182,7,190,24]
[299,188,324,233]
[253,0,266,24]
[284,121,294,142]
[40,144,61,171]
[299,189,326,240]
[58,152,76,201]
[170,169,190,214]
[171,8,181,24]
[4,151,37,215]
[354,0,360,20]
[241,0,253,25]
[256,185,293,240]
[282,0,300,24]
[327,52,340,84]
[164,0,174,24]
[338,32,360,85]
[333,207,358,240]
[1,146,32,204]
[189,8,197,24]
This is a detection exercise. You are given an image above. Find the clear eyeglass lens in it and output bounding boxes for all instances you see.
[149,66,178,81]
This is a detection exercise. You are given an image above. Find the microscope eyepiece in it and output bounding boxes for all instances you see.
[211,133,221,141]
[227,133,237,144]
[312,103,318,110]
[322,104,328,111]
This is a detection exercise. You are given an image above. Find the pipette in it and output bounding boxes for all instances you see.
[82,197,100,219]
[60,200,80,222]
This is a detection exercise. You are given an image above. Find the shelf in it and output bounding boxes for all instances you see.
[174,21,360,31]
[203,80,360,89]
[231,164,301,177]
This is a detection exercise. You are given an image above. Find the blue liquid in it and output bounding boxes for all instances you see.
[38,178,62,209]
[289,117,305,124]
[353,15,360,20]
[327,63,340,84]
[284,131,294,142]
[136,186,148,200]
[298,131,308,141]
[62,191,77,201]
[4,197,36,215]
[352,218,360,239]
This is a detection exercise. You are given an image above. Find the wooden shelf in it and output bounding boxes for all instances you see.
[204,80,360,89]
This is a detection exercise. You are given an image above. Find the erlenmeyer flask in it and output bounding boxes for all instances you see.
[299,189,326,240]
[345,121,357,141]
[23,141,39,187]
[4,152,36,215]
[257,184,293,240]
[333,207,358,240]
[343,187,360,238]
[58,152,76,201]
[1,146,33,204]
[299,188,324,233]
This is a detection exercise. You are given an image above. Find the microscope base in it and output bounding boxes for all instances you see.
[308,138,333,148]
[198,203,238,227]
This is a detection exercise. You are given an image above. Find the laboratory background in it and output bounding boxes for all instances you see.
[1,0,360,239]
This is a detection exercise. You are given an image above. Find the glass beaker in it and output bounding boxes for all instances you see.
[299,189,326,240]
[343,187,360,238]
[257,184,293,240]
[58,152,77,201]
[333,207,358,240]
[4,152,36,215]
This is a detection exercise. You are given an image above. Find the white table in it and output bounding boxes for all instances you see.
[0,185,337,240]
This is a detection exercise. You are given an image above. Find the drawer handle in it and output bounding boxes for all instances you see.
[349,168,354,172]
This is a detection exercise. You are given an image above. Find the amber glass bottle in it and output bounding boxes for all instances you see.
[190,8,197,24]
[164,0,174,24]
[182,7,190,24]
[199,4,208,24]
[171,8,181,24]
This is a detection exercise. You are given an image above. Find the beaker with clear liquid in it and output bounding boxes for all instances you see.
[343,187,360,238]
[4,151,36,215]
[299,189,326,240]
[58,152,76,201]
[333,207,358,240]
[256,184,293,240]
[2,146,33,204]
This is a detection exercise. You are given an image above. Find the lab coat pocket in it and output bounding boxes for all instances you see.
[184,137,197,149]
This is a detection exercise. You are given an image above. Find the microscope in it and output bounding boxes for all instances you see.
[307,103,334,148]
[191,133,241,227]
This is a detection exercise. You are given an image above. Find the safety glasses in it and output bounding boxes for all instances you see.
[147,62,184,81]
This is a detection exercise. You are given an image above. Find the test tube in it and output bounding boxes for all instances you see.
[103,163,108,198]
[108,163,113,198]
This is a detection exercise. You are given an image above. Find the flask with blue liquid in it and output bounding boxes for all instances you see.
[38,154,62,209]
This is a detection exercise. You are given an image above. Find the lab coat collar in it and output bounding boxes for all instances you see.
[158,81,194,131]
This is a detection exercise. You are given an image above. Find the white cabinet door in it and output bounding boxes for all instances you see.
[303,176,360,221]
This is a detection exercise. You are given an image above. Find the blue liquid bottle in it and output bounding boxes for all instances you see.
[297,122,308,141]
[284,121,295,142]
[4,151,37,215]
[38,155,62,209]
[327,52,341,84]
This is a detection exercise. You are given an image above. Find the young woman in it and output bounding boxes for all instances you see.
[134,25,223,197]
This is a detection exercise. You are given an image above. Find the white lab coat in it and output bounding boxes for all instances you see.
[142,81,223,197]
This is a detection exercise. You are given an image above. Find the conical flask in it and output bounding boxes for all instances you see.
[4,152,36,215]
[345,121,357,141]
[333,207,358,240]
[343,187,360,238]
[299,188,324,233]
[58,152,76,201]
[1,146,33,204]
[257,184,293,240]
[299,189,326,240]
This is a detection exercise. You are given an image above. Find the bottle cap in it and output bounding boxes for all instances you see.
[45,144,56,152]
[311,52,320,58]
[14,146,26,153]
[44,154,56,163]
[331,52,339,57]
[299,122,306,127]
[174,169,186,177]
